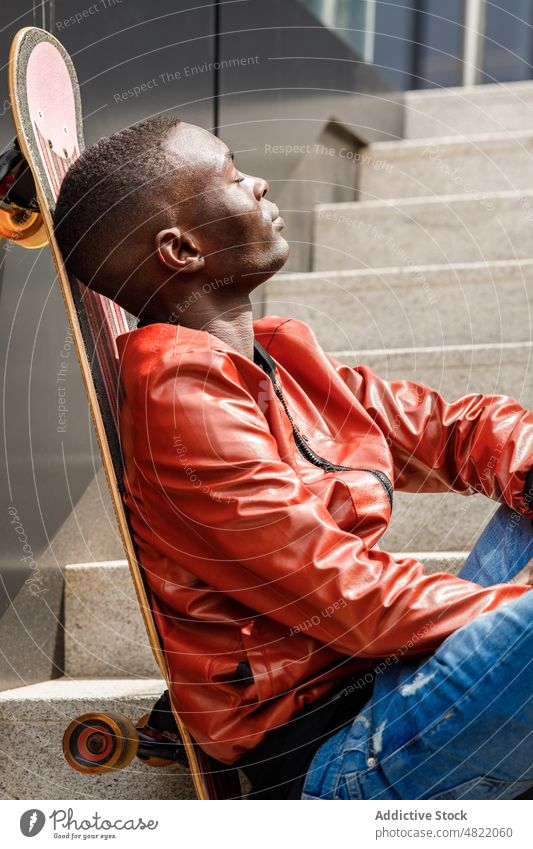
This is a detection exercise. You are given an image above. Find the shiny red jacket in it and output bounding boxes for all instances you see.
[116,316,533,764]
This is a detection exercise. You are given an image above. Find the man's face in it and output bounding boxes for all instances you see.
[161,123,289,286]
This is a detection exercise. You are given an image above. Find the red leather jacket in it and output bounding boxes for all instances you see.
[117,316,532,764]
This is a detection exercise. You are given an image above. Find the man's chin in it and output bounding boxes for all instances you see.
[223,238,290,289]
[251,237,290,279]
[269,234,290,270]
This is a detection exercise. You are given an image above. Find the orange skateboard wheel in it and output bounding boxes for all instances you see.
[0,205,47,248]
[62,711,139,774]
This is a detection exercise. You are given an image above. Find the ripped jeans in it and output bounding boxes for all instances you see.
[301,504,533,800]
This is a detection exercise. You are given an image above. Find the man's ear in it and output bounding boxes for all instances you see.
[155,227,206,273]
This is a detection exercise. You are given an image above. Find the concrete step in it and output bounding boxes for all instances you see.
[405,81,533,139]
[64,550,467,679]
[359,131,533,201]
[332,340,532,551]
[64,561,160,679]
[265,259,533,351]
[383,490,498,553]
[0,677,195,800]
[313,190,533,271]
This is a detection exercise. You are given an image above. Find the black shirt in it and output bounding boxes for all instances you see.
[235,672,375,799]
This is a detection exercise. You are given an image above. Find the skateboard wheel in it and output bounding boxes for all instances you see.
[63,711,139,774]
[0,206,47,248]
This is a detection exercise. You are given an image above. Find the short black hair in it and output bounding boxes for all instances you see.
[53,115,181,293]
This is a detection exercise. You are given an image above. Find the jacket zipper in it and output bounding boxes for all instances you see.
[268,368,393,510]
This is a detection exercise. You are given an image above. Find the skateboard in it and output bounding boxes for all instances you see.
[2,26,241,800]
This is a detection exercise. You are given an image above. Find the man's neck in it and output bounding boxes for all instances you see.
[142,294,255,361]
[196,304,255,361]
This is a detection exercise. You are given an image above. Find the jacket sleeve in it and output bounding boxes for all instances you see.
[327,354,533,515]
[129,348,531,660]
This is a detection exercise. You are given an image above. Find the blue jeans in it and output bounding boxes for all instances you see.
[301,504,533,800]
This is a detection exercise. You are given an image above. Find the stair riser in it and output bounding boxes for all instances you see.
[383,491,497,553]
[64,562,159,679]
[406,85,533,139]
[314,194,533,270]
[266,263,533,350]
[360,136,533,200]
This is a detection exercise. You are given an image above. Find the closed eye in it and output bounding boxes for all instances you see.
[235,175,245,183]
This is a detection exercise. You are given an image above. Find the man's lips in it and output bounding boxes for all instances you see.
[270,204,285,228]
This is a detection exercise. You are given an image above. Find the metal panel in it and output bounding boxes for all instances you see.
[54,0,215,140]
[218,0,403,272]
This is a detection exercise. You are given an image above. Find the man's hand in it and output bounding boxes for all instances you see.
[509,558,533,586]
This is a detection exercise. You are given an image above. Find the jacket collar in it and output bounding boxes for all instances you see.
[135,316,277,374]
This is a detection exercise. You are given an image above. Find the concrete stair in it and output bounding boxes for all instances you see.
[314,189,533,271]
[264,259,533,351]
[0,677,194,800]
[359,131,533,200]
[384,491,497,553]
[64,561,159,679]
[405,81,533,139]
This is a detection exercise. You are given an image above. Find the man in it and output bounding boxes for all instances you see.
[53,116,533,800]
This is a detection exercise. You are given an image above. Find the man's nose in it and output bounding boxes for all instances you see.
[256,176,269,199]
[247,174,269,200]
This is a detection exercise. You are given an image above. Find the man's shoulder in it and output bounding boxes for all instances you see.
[116,322,237,404]
[254,315,320,353]
[117,322,224,362]
[116,315,323,399]
[116,316,319,363]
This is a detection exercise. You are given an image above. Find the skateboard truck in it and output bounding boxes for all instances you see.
[136,690,189,768]
[0,138,47,248]
[62,690,189,774]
